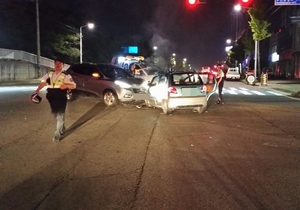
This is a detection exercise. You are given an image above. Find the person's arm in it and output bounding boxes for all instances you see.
[34,74,48,94]
[60,75,76,90]
[34,82,47,94]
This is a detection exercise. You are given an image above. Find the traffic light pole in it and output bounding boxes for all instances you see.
[254,40,258,80]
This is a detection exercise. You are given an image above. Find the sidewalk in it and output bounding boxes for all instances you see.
[249,79,300,98]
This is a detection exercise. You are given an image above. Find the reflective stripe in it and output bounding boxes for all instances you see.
[48,70,66,88]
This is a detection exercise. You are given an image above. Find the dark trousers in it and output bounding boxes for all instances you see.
[46,88,67,138]
[217,78,224,102]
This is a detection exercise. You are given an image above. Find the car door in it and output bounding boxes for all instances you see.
[147,75,160,106]
[67,64,85,91]
[82,64,104,96]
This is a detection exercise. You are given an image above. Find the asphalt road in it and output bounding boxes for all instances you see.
[1,81,300,210]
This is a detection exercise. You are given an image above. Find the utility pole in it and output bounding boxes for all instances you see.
[36,0,41,77]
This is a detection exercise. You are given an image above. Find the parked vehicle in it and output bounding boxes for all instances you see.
[226,67,240,80]
[144,70,217,115]
[66,63,145,106]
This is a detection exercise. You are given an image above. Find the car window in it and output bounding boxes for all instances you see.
[85,65,99,76]
[69,65,85,75]
[150,75,160,86]
[115,68,132,78]
[171,73,203,85]
[159,76,166,84]
[99,66,132,79]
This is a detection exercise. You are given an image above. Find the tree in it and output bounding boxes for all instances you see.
[247,6,272,77]
[50,34,80,63]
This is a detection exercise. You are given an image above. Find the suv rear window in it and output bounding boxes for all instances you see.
[171,73,204,86]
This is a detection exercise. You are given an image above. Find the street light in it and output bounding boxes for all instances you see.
[234,4,258,79]
[172,53,176,57]
[226,39,232,44]
[80,23,95,63]
[153,46,158,51]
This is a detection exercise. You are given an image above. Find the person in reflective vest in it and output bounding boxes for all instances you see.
[33,58,76,142]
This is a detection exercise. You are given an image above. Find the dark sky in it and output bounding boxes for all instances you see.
[85,0,239,68]
[0,0,278,68]
[78,0,277,69]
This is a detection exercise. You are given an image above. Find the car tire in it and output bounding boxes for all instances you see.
[103,90,118,106]
[67,90,76,102]
[162,99,172,115]
[196,105,207,114]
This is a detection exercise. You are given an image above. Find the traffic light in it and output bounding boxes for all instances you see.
[187,0,206,5]
[238,0,252,7]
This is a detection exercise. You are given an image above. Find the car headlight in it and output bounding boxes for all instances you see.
[115,81,131,88]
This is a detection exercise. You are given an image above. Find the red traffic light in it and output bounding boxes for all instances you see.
[239,0,252,7]
[188,0,196,4]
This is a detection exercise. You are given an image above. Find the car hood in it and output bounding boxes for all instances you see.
[117,77,145,86]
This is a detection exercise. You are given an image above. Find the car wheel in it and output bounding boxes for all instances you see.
[196,105,207,114]
[103,90,118,106]
[162,99,172,115]
[67,90,76,101]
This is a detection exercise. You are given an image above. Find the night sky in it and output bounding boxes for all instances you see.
[80,0,277,68]
[0,0,278,69]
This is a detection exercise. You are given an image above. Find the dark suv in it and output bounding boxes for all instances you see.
[66,63,145,106]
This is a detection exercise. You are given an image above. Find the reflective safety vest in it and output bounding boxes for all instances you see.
[48,70,66,88]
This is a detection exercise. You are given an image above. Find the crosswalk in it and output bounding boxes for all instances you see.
[217,87,287,96]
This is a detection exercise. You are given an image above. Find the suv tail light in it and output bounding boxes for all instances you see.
[168,86,177,94]
[200,85,207,92]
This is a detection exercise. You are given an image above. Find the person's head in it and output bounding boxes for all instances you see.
[131,63,136,70]
[54,58,64,71]
[216,64,222,70]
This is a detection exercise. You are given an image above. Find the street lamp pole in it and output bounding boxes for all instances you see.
[36,0,41,77]
[79,26,83,63]
[79,23,94,63]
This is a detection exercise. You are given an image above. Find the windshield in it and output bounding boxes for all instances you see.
[171,73,204,86]
[100,66,133,79]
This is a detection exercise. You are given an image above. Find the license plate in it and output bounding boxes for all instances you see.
[133,93,150,100]
[181,88,198,96]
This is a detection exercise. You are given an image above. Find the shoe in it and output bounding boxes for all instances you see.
[221,102,225,105]
[215,101,220,104]
[136,105,142,109]
[60,126,66,135]
[52,135,60,142]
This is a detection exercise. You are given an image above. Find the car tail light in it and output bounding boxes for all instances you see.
[200,85,207,92]
[168,86,177,94]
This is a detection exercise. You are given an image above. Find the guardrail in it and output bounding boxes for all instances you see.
[0,48,70,69]
[0,48,70,81]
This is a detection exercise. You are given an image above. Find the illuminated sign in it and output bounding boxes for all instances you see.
[275,0,300,6]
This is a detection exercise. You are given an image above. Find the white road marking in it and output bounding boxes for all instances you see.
[267,91,284,96]
[226,90,238,95]
[251,90,265,95]
[238,90,252,95]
